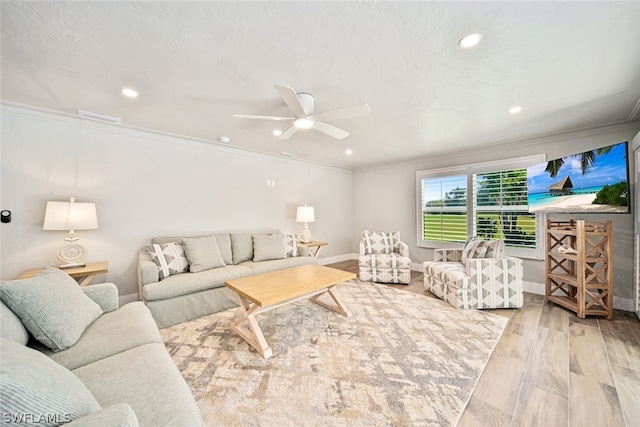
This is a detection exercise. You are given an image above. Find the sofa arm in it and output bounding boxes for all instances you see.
[82,283,119,313]
[398,241,410,257]
[137,249,159,299]
[434,249,462,262]
[358,241,366,256]
[65,403,139,427]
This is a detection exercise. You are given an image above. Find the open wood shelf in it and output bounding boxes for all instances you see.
[545,219,613,319]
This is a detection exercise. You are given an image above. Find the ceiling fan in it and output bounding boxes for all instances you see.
[233,85,371,140]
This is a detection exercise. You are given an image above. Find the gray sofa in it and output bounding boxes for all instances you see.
[0,271,203,427]
[137,230,317,328]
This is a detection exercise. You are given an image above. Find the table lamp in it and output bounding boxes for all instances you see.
[43,197,98,268]
[296,205,315,243]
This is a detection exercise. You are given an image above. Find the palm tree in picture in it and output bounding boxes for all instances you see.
[545,145,614,178]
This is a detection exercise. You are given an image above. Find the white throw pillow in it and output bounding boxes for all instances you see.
[253,234,287,262]
[0,268,103,352]
[0,339,102,425]
[182,236,226,273]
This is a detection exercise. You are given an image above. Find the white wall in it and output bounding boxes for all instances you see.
[353,122,640,307]
[0,105,353,298]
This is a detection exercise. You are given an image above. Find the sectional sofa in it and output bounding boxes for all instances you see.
[0,268,203,426]
[137,230,316,328]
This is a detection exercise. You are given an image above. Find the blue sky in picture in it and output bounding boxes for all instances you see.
[527,142,628,194]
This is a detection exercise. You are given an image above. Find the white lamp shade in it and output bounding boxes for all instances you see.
[43,201,98,231]
[296,205,315,223]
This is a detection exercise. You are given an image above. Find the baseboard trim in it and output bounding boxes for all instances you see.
[523,281,634,311]
[317,253,358,265]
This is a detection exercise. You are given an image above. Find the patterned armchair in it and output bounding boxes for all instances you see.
[423,239,524,309]
[358,231,412,284]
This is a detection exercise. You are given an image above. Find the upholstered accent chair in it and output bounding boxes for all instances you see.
[358,231,412,284]
[423,238,524,309]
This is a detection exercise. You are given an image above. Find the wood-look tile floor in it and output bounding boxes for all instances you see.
[328,260,640,427]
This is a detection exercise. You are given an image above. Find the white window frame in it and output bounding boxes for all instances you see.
[416,155,546,259]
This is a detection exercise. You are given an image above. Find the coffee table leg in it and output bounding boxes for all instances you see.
[309,287,351,317]
[230,294,273,359]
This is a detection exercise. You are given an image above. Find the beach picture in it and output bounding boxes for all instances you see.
[527,141,630,214]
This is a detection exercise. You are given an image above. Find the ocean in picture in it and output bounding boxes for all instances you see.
[526,142,630,214]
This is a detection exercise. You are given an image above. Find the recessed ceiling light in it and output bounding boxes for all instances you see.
[273,130,282,137]
[345,149,353,155]
[121,88,139,98]
[458,33,483,49]
[218,136,231,143]
[508,106,523,114]
[294,118,313,129]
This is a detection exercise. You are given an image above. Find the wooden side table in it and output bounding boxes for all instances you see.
[297,241,328,259]
[17,261,109,286]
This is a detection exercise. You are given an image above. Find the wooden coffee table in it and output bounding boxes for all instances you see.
[225,264,355,358]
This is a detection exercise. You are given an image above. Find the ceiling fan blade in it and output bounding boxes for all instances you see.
[277,125,299,140]
[312,121,350,140]
[232,114,294,121]
[274,85,307,118]
[308,103,371,122]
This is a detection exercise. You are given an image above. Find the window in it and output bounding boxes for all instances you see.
[416,156,545,259]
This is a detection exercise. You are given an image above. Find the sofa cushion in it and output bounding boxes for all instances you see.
[147,242,190,280]
[41,302,162,371]
[253,234,286,262]
[182,235,226,272]
[0,268,103,352]
[0,339,101,426]
[143,265,252,301]
[72,343,204,427]
[358,253,412,269]
[240,256,317,275]
[0,300,29,345]
[65,403,139,427]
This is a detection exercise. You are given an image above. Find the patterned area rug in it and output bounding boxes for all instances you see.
[160,280,507,426]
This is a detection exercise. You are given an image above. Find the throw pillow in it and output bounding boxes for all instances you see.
[283,234,298,257]
[253,234,287,262]
[0,339,102,426]
[0,268,103,352]
[362,230,392,254]
[484,239,506,258]
[0,301,30,345]
[181,236,226,273]
[147,242,190,280]
[461,237,487,263]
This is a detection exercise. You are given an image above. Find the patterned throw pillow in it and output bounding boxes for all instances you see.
[362,231,394,254]
[283,234,298,257]
[147,242,190,280]
[484,239,506,258]
[461,237,487,262]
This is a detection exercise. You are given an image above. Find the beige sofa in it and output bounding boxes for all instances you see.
[0,269,203,426]
[137,230,317,328]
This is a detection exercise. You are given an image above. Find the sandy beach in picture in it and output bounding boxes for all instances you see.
[529,193,628,213]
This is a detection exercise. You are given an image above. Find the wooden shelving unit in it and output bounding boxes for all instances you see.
[545,219,613,319]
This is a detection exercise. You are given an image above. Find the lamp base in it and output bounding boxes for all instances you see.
[300,227,312,243]
[57,242,87,266]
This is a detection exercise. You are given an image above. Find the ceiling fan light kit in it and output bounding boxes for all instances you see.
[233,85,370,140]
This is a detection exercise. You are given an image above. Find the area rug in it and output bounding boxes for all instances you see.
[160,279,507,427]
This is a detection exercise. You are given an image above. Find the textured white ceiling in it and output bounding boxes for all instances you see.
[2,1,640,168]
